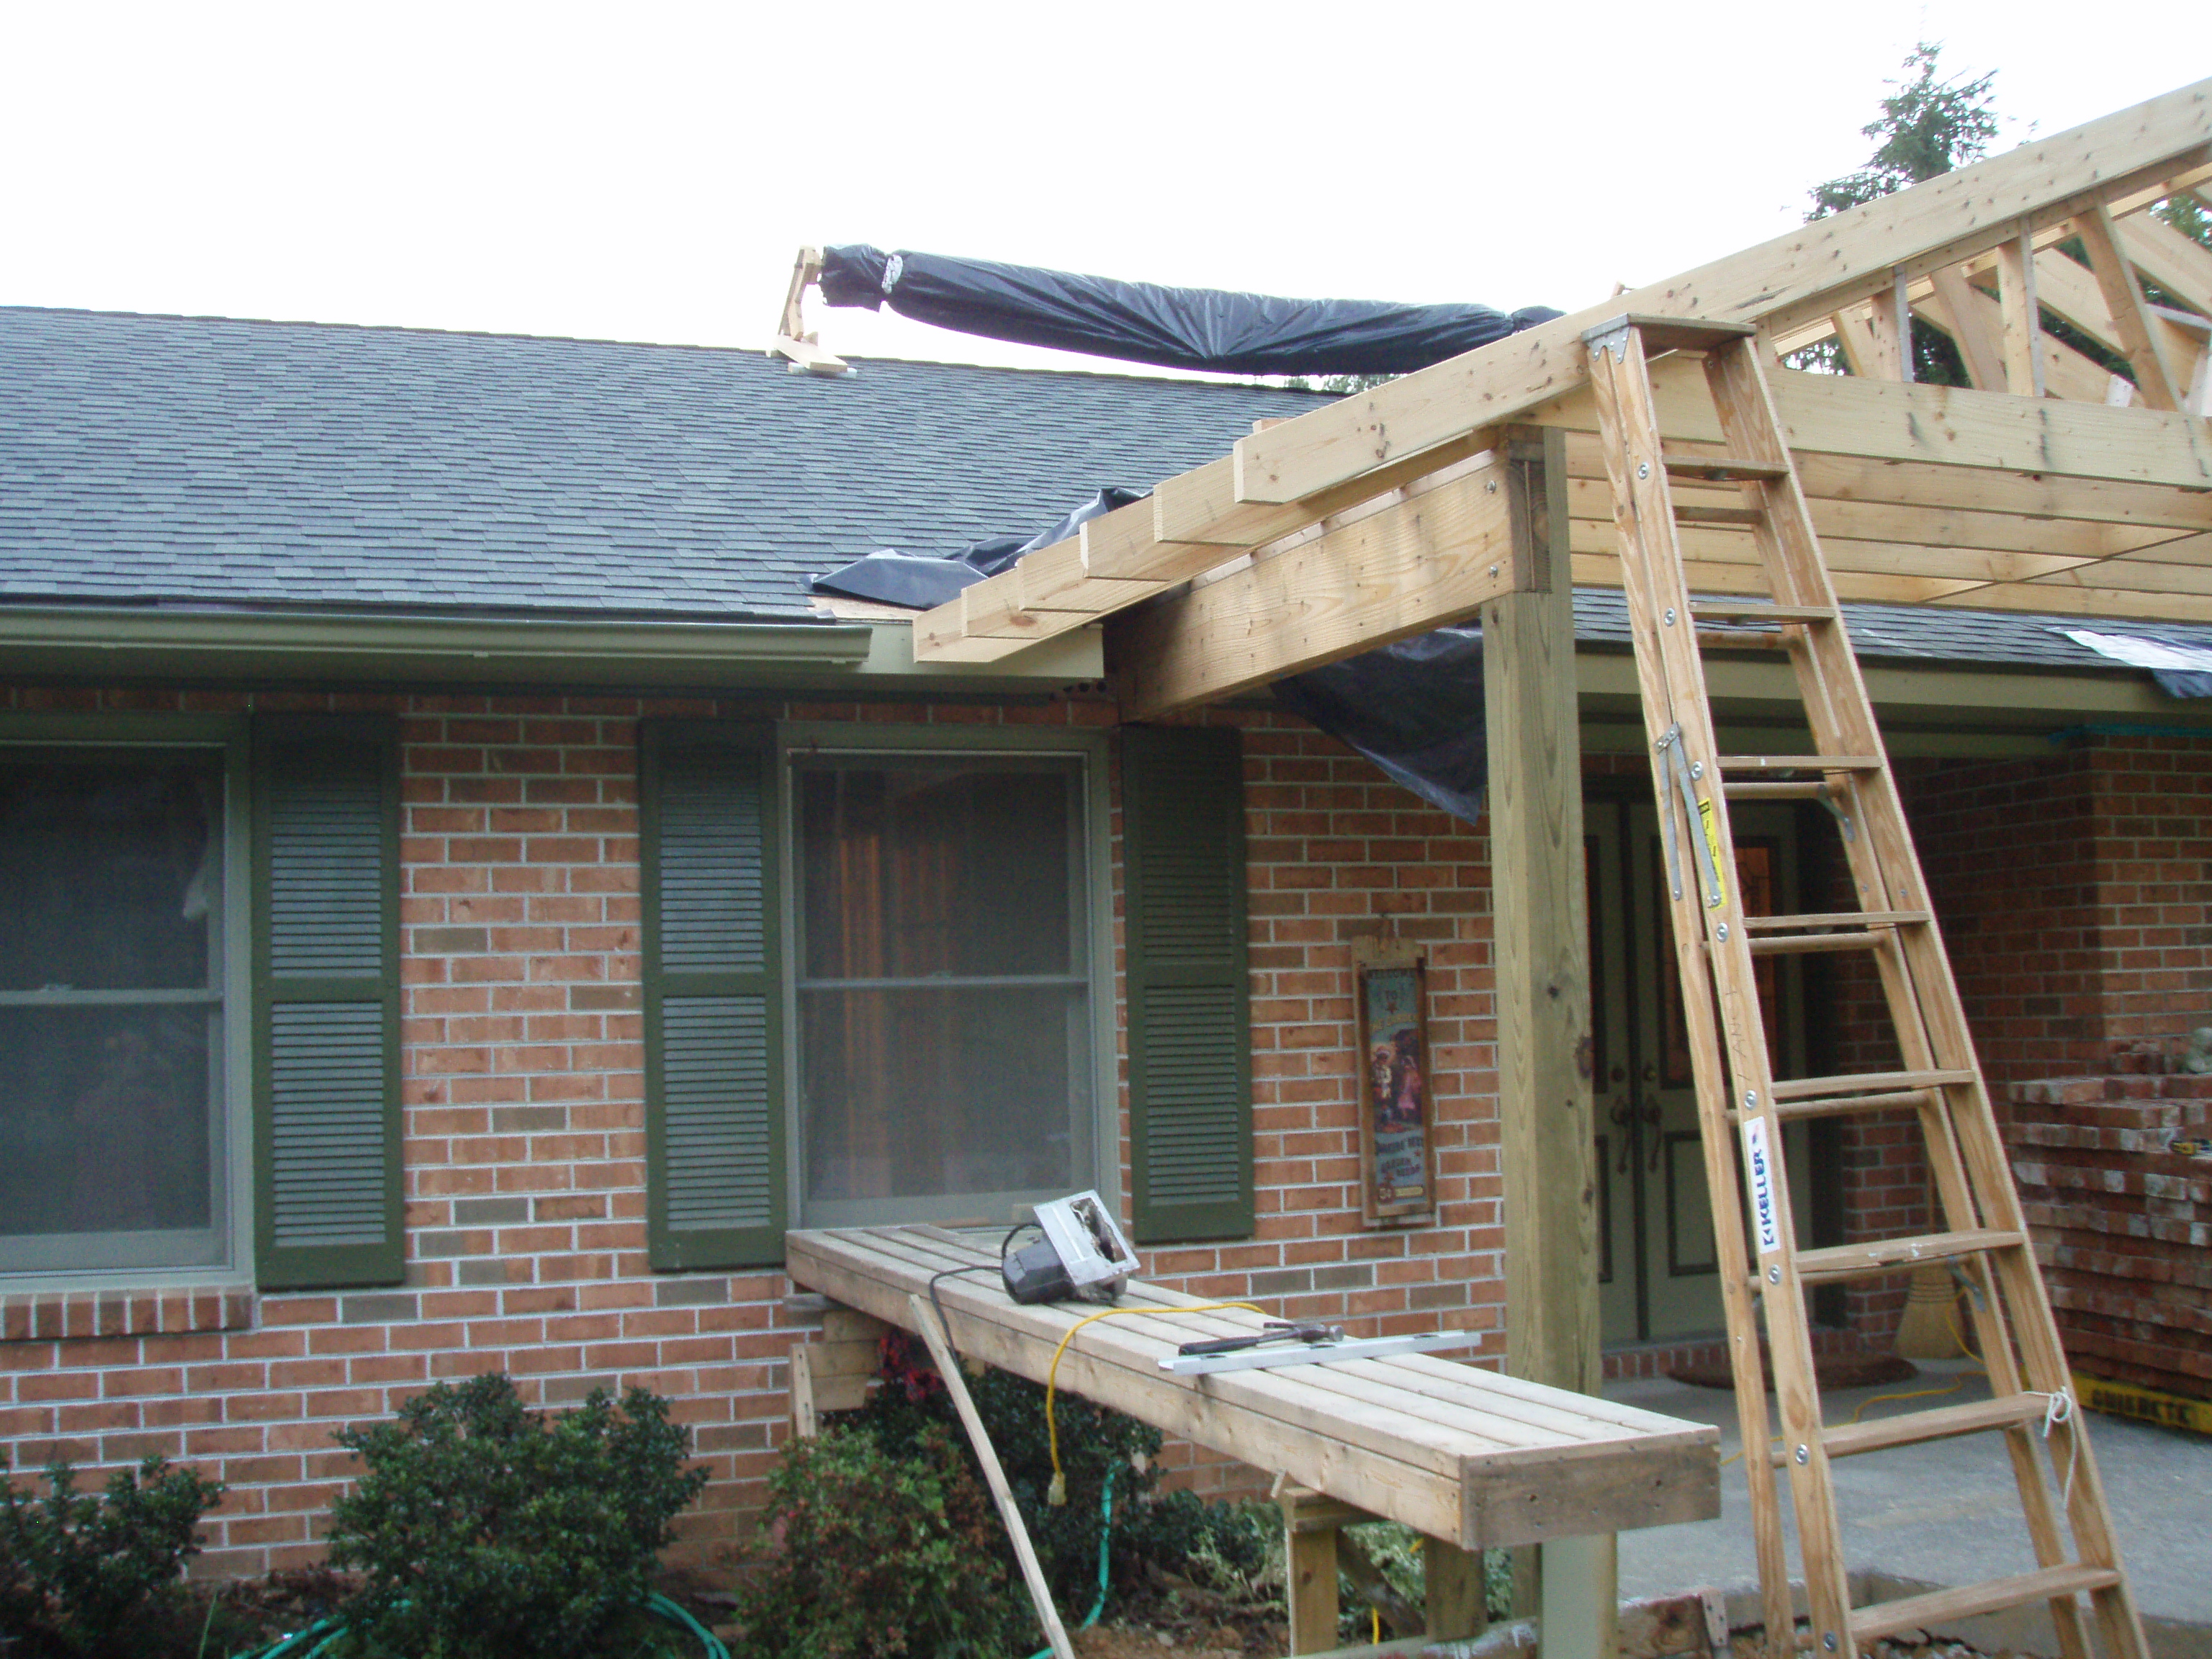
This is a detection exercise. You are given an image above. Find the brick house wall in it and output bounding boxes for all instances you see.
[1809,736,2212,1349]
[0,686,1503,1573]
[6,685,2203,1572]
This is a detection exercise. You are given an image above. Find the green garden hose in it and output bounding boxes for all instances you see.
[1027,1460,1118,1659]
[235,1593,729,1659]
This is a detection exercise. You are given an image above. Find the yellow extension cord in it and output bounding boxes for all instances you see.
[1043,1301,1266,1503]
[1719,1305,1987,1469]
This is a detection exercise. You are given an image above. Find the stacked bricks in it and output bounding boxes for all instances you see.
[2010,1065,2212,1401]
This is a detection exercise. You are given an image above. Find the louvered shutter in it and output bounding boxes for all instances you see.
[640,721,786,1269]
[251,715,403,1290]
[1123,725,1253,1243]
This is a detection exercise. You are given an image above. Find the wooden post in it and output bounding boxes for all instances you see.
[1483,427,1614,1655]
[905,1293,1075,1659]
[1283,1498,1342,1655]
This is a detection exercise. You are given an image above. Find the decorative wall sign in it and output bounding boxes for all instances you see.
[1352,936,1436,1227]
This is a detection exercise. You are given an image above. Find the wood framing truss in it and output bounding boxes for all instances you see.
[904,79,2212,707]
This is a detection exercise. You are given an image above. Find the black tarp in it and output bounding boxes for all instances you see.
[811,486,1148,608]
[1272,628,1489,826]
[819,245,1559,378]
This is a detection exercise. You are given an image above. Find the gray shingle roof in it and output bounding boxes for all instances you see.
[6,305,2211,685]
[0,306,1336,619]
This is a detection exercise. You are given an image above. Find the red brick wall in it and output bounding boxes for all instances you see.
[0,688,1506,1568]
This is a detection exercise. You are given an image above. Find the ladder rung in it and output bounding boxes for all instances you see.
[1725,780,1834,801]
[1694,629,1787,653]
[1745,909,1930,952]
[1689,602,1838,624]
[1743,910,1927,932]
[1794,1228,2026,1286]
[1717,755,1883,773]
[1768,1066,1974,1102]
[1798,1394,2049,1463]
[1749,930,1887,956]
[1745,1087,1938,1125]
[1850,1566,2123,1645]
[1665,454,1791,484]
[1677,504,1768,526]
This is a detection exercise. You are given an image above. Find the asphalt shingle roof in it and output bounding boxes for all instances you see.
[0,306,1336,619]
[6,304,2211,684]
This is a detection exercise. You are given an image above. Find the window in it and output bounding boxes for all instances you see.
[0,737,243,1278]
[791,748,1100,1226]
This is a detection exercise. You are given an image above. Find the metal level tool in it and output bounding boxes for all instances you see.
[1159,1324,1477,1375]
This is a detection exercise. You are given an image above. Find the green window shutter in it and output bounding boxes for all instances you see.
[640,721,786,1270]
[251,714,403,1290]
[1123,725,1252,1244]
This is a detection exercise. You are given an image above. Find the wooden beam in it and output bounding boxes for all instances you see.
[2076,203,2189,410]
[1235,80,2212,506]
[1110,453,1521,717]
[1530,359,2212,496]
[1995,228,2047,397]
[1926,264,2007,392]
[2116,209,2212,315]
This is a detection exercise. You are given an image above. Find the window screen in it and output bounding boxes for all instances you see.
[794,755,1093,1226]
[0,752,228,1274]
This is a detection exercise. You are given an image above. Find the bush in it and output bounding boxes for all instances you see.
[731,1422,1012,1659]
[0,1455,225,1657]
[323,1372,709,1659]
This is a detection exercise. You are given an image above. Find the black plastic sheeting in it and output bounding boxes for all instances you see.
[811,487,1148,608]
[1272,628,1489,826]
[2155,670,2212,698]
[819,245,1560,378]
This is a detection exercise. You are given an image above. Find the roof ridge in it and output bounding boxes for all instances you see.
[0,304,1344,395]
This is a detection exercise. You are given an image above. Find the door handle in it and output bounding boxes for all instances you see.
[1607,1100,1636,1174]
[1644,1101,1665,1173]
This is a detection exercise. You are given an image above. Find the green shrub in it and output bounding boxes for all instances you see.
[323,1372,708,1659]
[732,1422,1012,1659]
[0,1454,225,1657]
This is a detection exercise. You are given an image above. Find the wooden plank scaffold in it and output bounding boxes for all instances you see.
[1581,313,2152,1659]
[786,1225,1722,1657]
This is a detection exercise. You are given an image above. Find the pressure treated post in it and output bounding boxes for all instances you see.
[1482,427,1614,1659]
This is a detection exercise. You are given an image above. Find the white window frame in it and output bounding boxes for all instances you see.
[0,714,253,1290]
[778,721,1118,1229]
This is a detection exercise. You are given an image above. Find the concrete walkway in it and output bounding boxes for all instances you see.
[1609,1361,2212,1632]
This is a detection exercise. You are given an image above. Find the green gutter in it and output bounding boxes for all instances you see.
[0,605,875,688]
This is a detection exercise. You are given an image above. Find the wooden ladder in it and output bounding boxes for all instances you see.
[1581,315,2152,1659]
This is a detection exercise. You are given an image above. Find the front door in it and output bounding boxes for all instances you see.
[1588,793,1816,1344]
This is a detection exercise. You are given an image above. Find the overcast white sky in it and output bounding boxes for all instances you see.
[4,1,2203,377]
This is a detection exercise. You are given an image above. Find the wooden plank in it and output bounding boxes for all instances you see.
[1235,80,2212,506]
[1851,1567,2122,1645]
[1148,432,1499,552]
[2076,203,2188,410]
[1112,454,1520,716]
[908,1292,1075,1659]
[789,1341,818,1440]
